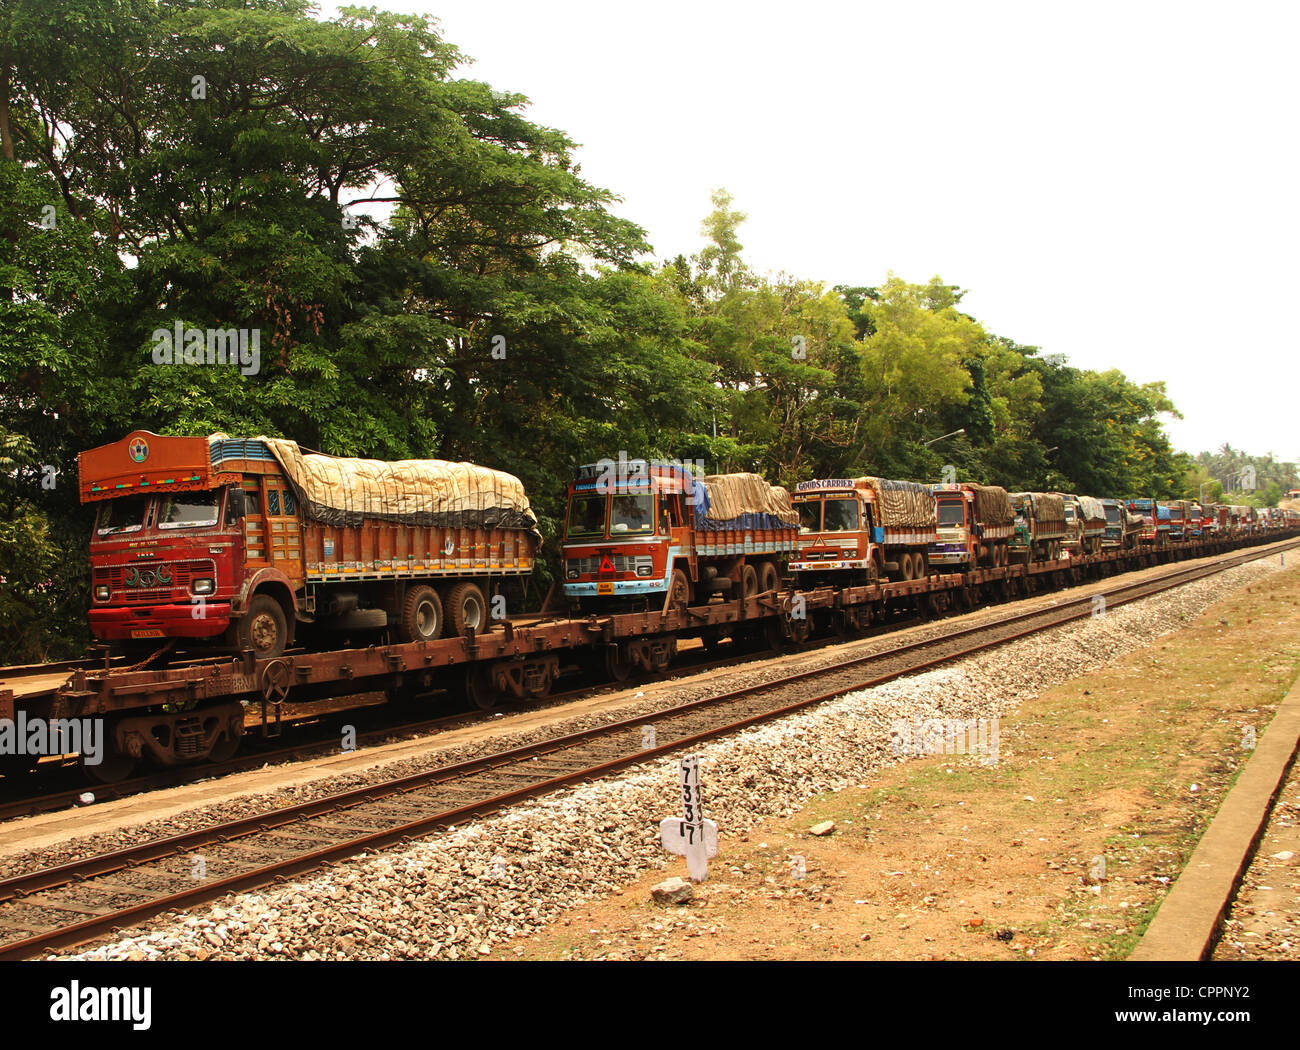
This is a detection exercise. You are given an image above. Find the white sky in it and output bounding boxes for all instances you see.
[341,0,1300,463]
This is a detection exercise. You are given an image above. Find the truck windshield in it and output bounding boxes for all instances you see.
[95,495,149,536]
[610,494,654,534]
[566,494,607,539]
[157,491,220,529]
[797,501,821,533]
[822,498,859,532]
[1105,504,1120,523]
[937,500,965,526]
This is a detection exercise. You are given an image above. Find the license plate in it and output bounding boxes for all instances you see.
[131,629,165,639]
[597,581,614,595]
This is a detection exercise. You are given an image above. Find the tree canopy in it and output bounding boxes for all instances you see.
[0,0,1252,660]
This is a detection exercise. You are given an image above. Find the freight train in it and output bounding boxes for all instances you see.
[3,433,1292,783]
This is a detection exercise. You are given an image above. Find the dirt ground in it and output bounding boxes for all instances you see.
[504,562,1300,961]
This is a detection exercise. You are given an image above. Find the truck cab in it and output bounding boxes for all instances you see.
[930,487,973,567]
[791,481,879,583]
[81,433,257,650]
[562,461,694,608]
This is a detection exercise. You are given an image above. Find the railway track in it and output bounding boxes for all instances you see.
[0,540,1290,959]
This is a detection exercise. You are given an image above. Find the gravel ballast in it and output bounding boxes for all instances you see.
[45,554,1290,960]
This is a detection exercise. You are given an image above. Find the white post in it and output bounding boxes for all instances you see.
[659,754,718,882]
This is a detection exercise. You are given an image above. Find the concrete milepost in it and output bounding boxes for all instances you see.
[660,754,718,882]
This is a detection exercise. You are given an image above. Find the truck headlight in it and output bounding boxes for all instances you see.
[192,578,215,596]
[566,566,579,580]
[636,564,653,577]
[94,585,110,601]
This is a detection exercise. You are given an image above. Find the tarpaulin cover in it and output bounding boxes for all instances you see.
[260,437,540,539]
[858,477,937,529]
[1124,510,1146,531]
[1076,496,1107,526]
[694,473,798,531]
[968,483,1014,527]
[1013,492,1067,524]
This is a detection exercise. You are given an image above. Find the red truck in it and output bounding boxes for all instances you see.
[79,431,540,660]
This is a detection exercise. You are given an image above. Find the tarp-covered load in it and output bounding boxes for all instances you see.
[1013,492,1066,523]
[1077,496,1107,526]
[260,437,541,539]
[1124,510,1146,532]
[968,483,1014,527]
[858,477,937,529]
[695,473,798,531]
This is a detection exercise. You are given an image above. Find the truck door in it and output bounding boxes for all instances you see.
[263,480,305,585]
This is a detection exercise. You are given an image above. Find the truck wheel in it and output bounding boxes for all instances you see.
[668,569,691,612]
[900,553,916,581]
[759,560,780,594]
[233,595,288,660]
[445,582,487,638]
[916,552,929,578]
[741,564,759,599]
[399,585,443,642]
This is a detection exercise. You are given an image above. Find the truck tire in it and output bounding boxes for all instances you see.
[232,595,288,660]
[445,582,487,638]
[741,564,759,599]
[399,585,443,642]
[758,560,780,594]
[669,569,691,612]
[900,553,916,581]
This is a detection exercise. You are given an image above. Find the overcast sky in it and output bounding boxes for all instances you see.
[344,1,1299,463]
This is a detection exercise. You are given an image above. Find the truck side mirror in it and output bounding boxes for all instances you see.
[226,485,247,523]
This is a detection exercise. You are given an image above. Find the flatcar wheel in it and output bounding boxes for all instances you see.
[82,747,136,784]
[764,618,788,652]
[208,729,241,763]
[462,666,499,710]
[605,644,633,682]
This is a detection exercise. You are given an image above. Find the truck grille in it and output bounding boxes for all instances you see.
[95,559,216,601]
[569,554,654,575]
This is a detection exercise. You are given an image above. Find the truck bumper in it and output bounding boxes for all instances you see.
[90,602,232,641]
[564,579,666,599]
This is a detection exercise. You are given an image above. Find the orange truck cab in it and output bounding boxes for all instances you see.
[561,460,797,611]
[791,477,938,584]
